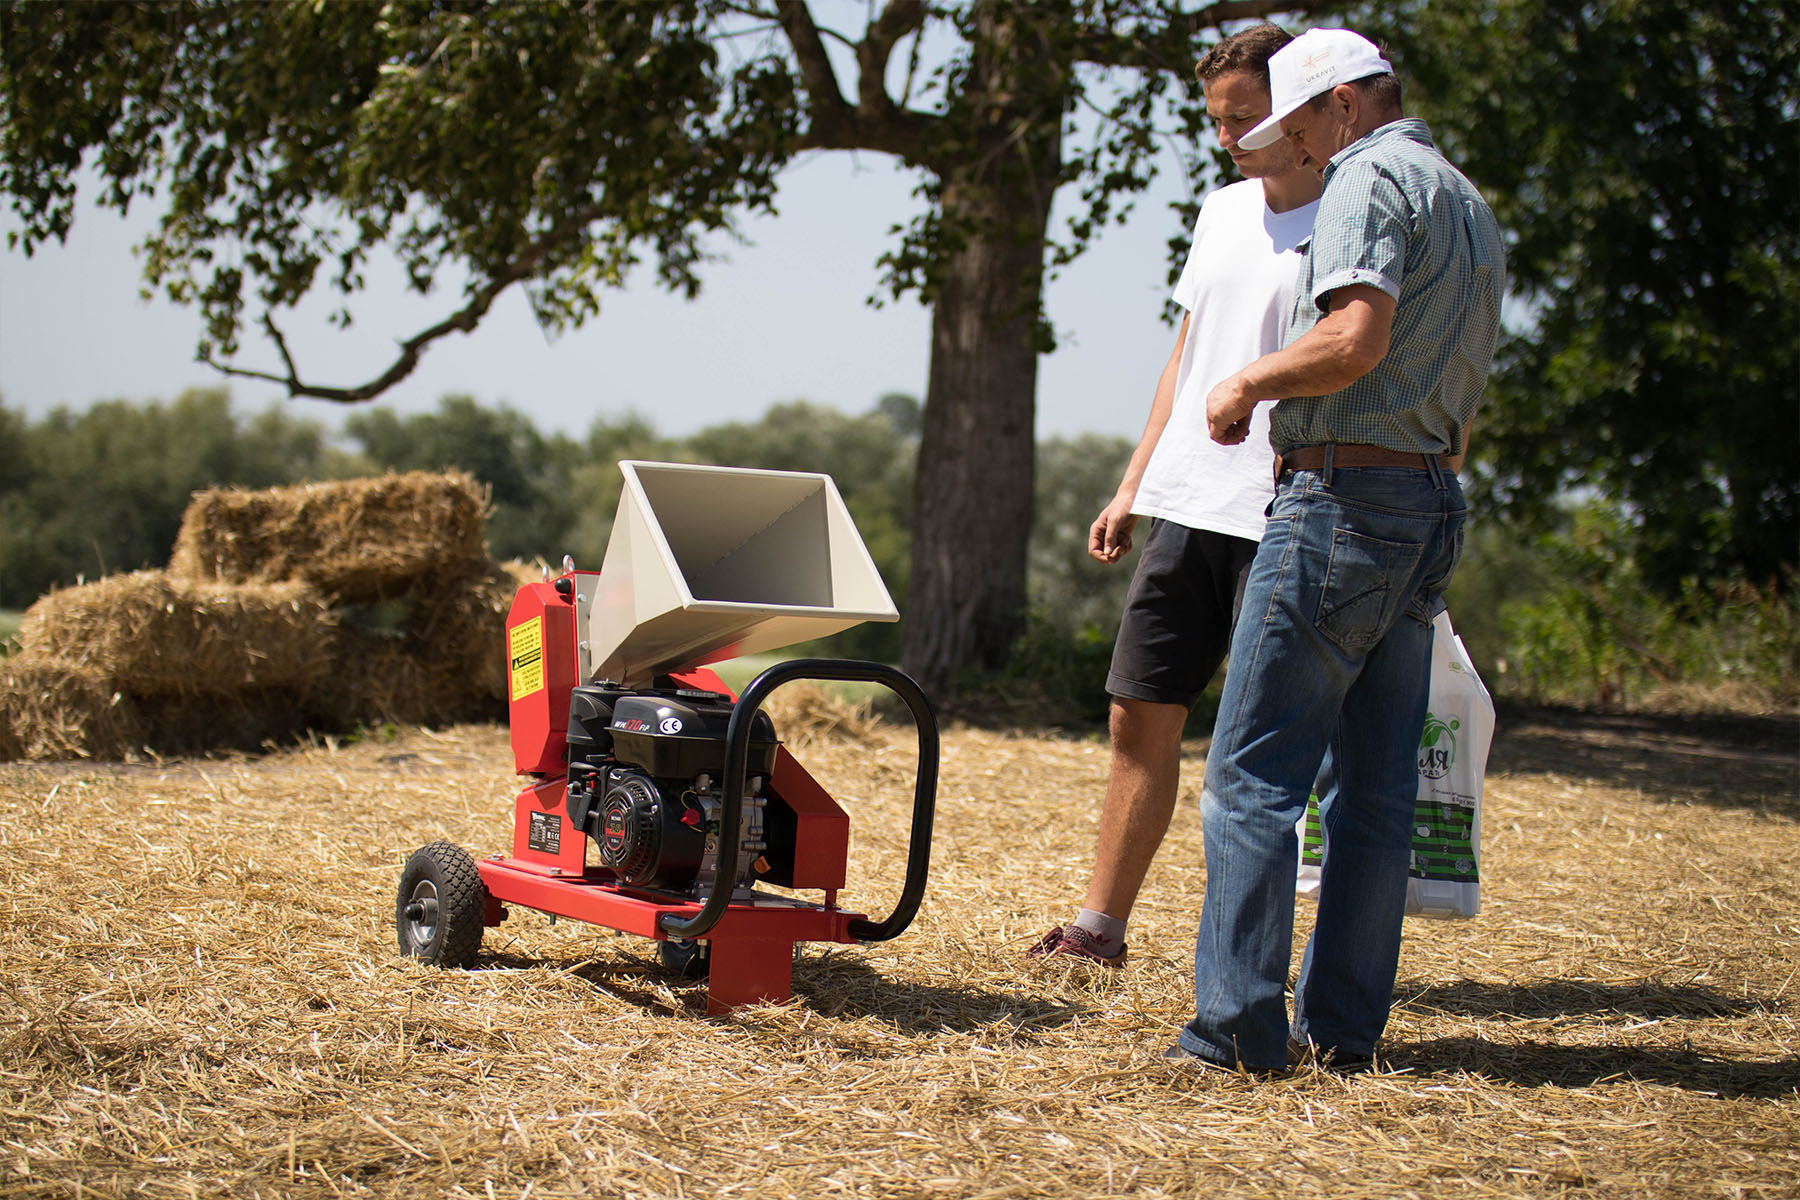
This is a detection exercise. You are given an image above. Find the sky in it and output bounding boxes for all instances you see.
[0,146,1203,447]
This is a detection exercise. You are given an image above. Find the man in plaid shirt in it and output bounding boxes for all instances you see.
[1169,28,1506,1074]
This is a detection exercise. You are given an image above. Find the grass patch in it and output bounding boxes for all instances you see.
[0,609,21,655]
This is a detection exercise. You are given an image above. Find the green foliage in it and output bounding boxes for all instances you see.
[562,414,687,572]
[857,3,1221,336]
[0,389,330,607]
[0,0,791,363]
[1441,514,1552,677]
[1030,433,1136,636]
[22,1,1793,690]
[1365,0,1800,591]
[0,0,1335,691]
[1495,501,1798,710]
[341,395,583,563]
[946,432,1140,729]
[982,607,1121,729]
[4,389,1792,721]
[0,0,1234,374]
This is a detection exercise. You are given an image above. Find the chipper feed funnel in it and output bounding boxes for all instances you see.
[585,460,898,686]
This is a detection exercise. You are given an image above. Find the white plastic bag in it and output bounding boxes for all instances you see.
[1296,608,1495,919]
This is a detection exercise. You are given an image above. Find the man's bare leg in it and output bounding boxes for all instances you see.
[1033,695,1191,964]
[1083,696,1190,919]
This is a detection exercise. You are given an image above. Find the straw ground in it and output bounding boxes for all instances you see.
[1,691,1794,1198]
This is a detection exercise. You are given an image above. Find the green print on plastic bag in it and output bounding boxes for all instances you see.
[1417,711,1459,780]
[1410,798,1479,882]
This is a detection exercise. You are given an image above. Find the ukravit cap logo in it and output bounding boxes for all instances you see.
[1297,45,1336,91]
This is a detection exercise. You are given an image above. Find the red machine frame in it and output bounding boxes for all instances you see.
[468,572,937,1013]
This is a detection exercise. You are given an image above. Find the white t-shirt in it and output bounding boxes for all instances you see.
[1130,179,1318,542]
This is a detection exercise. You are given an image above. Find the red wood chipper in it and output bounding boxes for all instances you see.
[394,461,939,1013]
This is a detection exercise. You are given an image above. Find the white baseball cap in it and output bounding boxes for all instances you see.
[1238,28,1393,151]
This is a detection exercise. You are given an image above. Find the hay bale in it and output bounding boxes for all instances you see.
[0,657,143,761]
[762,682,882,748]
[168,471,490,603]
[0,687,19,762]
[305,627,499,730]
[407,559,544,705]
[17,571,337,697]
[139,690,315,756]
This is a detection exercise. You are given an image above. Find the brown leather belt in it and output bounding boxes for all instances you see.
[1275,444,1443,481]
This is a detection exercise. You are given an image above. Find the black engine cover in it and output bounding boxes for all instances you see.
[564,686,783,892]
[594,769,705,888]
[608,691,777,779]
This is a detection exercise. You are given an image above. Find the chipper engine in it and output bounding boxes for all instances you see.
[394,461,939,1013]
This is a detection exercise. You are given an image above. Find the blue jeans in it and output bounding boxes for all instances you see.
[1178,462,1465,1070]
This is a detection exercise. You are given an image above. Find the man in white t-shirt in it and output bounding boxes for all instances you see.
[1031,24,1321,967]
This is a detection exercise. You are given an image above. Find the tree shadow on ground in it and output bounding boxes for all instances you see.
[1400,978,1770,1021]
[1383,1035,1798,1100]
[1489,702,1798,817]
[1385,978,1797,1099]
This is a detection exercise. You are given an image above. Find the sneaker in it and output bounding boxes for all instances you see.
[1162,1044,1287,1077]
[1287,1036,1375,1075]
[1027,924,1127,968]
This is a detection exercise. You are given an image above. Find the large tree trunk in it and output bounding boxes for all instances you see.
[900,10,1062,694]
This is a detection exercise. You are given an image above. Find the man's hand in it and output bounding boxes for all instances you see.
[1206,371,1262,444]
[1088,494,1139,564]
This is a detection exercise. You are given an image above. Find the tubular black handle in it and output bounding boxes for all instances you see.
[658,659,940,943]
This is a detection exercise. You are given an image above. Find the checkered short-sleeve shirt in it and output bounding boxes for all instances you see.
[1270,119,1507,456]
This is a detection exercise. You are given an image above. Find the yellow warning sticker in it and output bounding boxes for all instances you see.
[509,617,545,702]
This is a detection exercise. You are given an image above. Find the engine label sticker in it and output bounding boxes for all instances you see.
[509,617,545,702]
[527,808,561,854]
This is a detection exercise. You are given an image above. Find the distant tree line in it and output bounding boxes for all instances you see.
[0,389,1040,667]
[2,390,1790,716]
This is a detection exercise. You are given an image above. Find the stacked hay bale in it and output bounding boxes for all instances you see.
[170,469,505,731]
[12,571,335,754]
[169,470,489,599]
[0,471,542,760]
[320,557,541,729]
[0,658,143,762]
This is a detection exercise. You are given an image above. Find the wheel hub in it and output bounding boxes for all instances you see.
[404,880,441,945]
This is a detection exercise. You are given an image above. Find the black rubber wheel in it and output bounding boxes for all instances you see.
[657,938,709,980]
[396,841,488,968]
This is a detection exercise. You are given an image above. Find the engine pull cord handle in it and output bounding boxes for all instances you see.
[657,658,940,943]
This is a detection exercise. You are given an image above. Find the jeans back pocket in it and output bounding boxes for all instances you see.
[1314,527,1425,653]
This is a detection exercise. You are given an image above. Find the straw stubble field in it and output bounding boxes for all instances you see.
[1,694,1795,1198]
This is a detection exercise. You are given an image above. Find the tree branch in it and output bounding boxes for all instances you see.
[855,0,926,115]
[1073,0,1338,69]
[776,0,933,163]
[201,201,608,404]
[774,0,851,126]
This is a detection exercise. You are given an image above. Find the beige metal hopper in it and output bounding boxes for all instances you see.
[582,460,899,686]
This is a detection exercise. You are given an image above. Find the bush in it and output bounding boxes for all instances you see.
[1497,503,1797,712]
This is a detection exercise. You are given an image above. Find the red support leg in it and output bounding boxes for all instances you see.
[703,937,797,1014]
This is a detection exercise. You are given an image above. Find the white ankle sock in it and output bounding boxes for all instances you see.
[1072,908,1127,949]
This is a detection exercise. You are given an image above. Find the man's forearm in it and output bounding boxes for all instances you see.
[1206,285,1396,444]
[1242,284,1395,398]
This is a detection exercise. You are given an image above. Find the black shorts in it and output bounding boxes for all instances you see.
[1106,519,1259,708]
